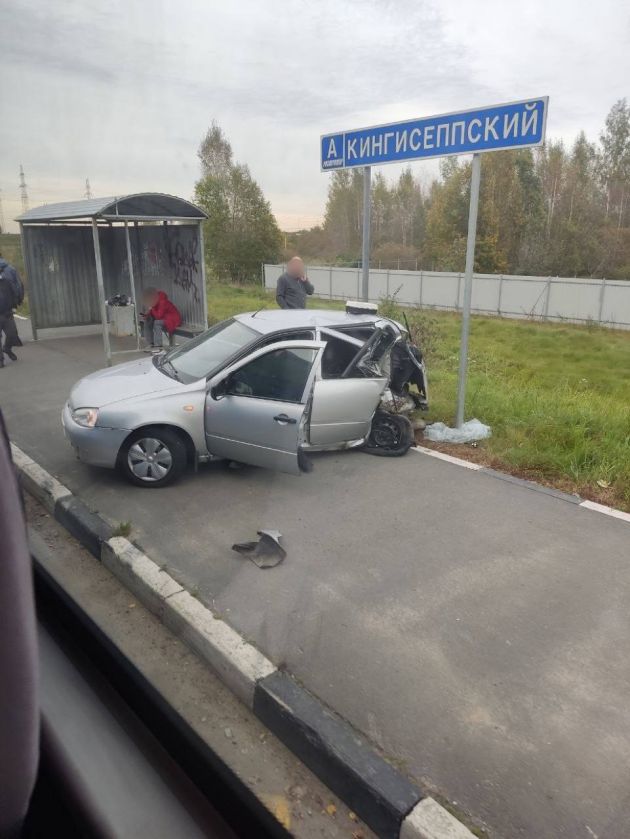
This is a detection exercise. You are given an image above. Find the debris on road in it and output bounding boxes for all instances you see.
[232,529,286,568]
[424,418,491,444]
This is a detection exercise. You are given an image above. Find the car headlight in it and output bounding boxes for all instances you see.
[72,408,99,428]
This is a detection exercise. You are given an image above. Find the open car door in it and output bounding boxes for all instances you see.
[205,340,325,474]
[309,325,397,446]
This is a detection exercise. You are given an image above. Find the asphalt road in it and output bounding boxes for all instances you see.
[3,329,630,839]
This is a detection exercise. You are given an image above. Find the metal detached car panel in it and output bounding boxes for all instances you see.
[62,307,429,487]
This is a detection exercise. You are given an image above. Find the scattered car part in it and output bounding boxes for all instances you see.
[232,530,286,568]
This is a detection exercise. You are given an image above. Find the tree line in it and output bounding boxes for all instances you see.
[195,100,630,282]
[291,100,630,279]
[194,122,282,283]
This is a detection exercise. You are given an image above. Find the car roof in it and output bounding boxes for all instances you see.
[234,308,401,335]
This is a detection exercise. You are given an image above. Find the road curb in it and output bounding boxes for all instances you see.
[255,670,422,839]
[12,441,477,839]
[401,797,478,839]
[55,494,114,558]
[11,443,72,513]
[160,587,276,709]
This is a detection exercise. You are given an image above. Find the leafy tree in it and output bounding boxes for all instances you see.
[371,172,393,248]
[194,124,281,282]
[286,100,630,280]
[599,99,630,227]
[424,159,469,269]
[323,169,364,260]
[198,121,233,180]
[392,168,424,249]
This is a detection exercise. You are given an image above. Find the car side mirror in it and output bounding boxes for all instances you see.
[211,374,231,400]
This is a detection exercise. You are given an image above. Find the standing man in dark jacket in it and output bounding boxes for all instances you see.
[0,254,24,362]
[276,256,314,309]
[0,270,17,368]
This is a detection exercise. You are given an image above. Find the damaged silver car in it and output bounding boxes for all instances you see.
[62,305,428,486]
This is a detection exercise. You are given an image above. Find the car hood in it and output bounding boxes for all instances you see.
[69,357,184,409]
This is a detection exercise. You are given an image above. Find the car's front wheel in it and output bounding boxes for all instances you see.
[121,428,187,487]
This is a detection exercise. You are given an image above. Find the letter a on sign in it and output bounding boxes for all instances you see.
[327,138,338,159]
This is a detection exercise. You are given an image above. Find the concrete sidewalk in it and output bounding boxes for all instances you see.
[3,334,630,839]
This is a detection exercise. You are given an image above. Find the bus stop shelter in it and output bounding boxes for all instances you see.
[16,193,208,365]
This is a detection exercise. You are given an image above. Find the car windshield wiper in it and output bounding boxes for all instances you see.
[158,356,181,381]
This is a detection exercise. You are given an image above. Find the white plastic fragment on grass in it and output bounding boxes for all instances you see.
[424,418,491,444]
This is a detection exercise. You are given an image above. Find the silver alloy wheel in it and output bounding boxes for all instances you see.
[127,437,173,482]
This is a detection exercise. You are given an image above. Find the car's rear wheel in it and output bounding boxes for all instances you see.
[362,411,414,457]
[121,428,187,487]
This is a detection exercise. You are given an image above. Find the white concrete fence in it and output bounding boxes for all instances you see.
[263,264,630,330]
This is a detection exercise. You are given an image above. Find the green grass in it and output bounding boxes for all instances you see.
[0,233,25,276]
[206,281,342,324]
[112,520,132,538]
[423,311,630,510]
[207,283,630,511]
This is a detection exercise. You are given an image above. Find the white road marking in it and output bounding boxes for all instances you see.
[579,500,630,523]
[412,445,483,470]
[413,445,630,525]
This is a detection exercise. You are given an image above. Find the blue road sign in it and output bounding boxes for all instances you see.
[321,97,548,171]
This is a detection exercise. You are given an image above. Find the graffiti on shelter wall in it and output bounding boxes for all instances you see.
[141,241,163,277]
[166,231,200,303]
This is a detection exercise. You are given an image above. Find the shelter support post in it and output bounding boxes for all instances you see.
[361,166,371,301]
[91,219,112,366]
[455,153,481,428]
[124,221,141,350]
[19,222,37,341]
[198,221,208,328]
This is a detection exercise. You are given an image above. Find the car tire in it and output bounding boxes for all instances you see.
[121,428,187,487]
[362,411,414,457]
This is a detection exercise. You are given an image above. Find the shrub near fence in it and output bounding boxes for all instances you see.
[263,264,630,330]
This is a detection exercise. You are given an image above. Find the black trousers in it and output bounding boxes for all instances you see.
[0,312,19,352]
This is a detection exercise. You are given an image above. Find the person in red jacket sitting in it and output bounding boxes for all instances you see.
[141,287,182,351]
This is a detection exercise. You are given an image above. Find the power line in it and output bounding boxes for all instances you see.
[85,178,92,199]
[19,164,29,213]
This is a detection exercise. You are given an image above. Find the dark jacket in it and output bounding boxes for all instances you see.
[276,272,314,309]
[0,276,15,316]
[0,260,24,307]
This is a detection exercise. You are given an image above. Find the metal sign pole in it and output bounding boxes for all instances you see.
[361,165,371,301]
[455,153,482,428]
[91,218,112,366]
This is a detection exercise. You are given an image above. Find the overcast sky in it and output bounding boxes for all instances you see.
[1,0,628,233]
